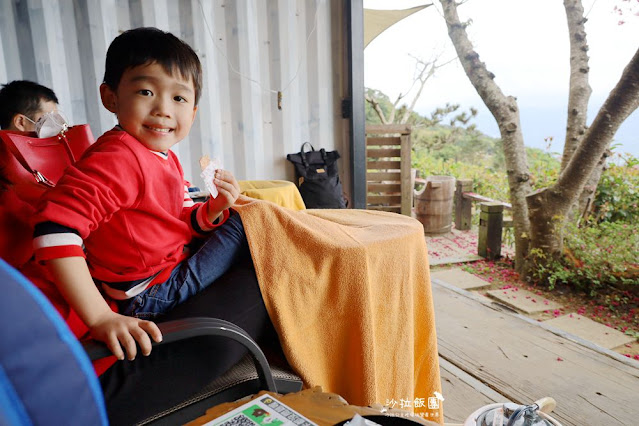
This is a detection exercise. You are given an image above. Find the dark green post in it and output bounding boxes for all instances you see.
[454,179,473,231]
[478,202,504,260]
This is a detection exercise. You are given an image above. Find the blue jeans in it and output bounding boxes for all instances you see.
[117,211,249,319]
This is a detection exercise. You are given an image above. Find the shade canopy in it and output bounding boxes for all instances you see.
[364,5,430,48]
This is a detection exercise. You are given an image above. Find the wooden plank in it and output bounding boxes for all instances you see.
[367,205,401,213]
[366,160,401,170]
[463,192,512,209]
[367,195,402,204]
[432,281,639,426]
[439,357,508,424]
[366,172,400,181]
[365,124,411,135]
[365,125,411,217]
[400,133,412,216]
[366,148,402,158]
[367,185,401,195]
[367,183,401,193]
[366,137,400,147]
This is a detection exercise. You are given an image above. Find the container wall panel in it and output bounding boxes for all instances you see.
[0,0,348,190]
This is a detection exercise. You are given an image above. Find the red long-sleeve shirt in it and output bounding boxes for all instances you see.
[32,129,227,299]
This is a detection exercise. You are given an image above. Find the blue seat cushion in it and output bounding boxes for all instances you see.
[0,259,107,426]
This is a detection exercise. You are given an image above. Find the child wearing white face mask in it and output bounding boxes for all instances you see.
[0,80,60,133]
[0,80,63,194]
[22,109,69,138]
[0,82,63,269]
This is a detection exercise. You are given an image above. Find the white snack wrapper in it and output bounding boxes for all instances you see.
[199,156,222,199]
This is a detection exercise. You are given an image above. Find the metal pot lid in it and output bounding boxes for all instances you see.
[476,402,555,426]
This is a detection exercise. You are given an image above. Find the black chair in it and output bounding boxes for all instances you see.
[86,317,302,425]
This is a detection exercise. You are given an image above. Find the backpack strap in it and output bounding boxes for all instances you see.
[319,148,328,165]
[300,142,315,168]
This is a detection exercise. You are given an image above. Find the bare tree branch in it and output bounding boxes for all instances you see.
[398,55,457,124]
[366,51,455,126]
[365,94,390,125]
[561,0,592,172]
[557,46,639,196]
[400,59,436,123]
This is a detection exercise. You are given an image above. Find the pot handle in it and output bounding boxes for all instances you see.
[534,397,557,414]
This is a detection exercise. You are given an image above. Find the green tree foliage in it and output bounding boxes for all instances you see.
[530,153,639,295]
[592,153,639,223]
[365,87,559,199]
[367,86,636,295]
[531,221,639,294]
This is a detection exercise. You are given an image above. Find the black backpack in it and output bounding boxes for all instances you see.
[286,142,347,209]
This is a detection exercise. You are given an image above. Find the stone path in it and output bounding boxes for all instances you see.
[545,314,636,350]
[430,269,490,290]
[432,266,638,356]
[486,288,563,314]
[425,226,514,266]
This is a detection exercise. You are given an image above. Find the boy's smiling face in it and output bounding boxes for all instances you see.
[100,62,197,152]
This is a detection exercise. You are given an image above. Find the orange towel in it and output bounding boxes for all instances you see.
[239,180,306,210]
[233,196,443,423]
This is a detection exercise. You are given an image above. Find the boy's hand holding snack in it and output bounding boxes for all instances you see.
[200,156,240,223]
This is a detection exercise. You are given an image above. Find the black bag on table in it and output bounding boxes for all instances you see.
[286,142,347,209]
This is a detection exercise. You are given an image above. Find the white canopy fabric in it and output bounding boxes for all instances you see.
[364,5,430,48]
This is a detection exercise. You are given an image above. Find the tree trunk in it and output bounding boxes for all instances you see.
[439,0,532,272]
[562,0,610,221]
[561,0,592,172]
[527,46,639,262]
[575,149,611,222]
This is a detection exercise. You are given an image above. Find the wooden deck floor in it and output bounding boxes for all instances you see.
[432,279,639,425]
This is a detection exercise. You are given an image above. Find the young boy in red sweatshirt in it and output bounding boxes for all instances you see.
[32,27,248,362]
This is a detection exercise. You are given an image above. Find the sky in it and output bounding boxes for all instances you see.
[363,0,639,157]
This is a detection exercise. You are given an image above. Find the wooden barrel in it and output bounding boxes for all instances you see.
[414,176,456,234]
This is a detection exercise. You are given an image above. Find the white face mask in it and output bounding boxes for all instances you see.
[24,110,69,138]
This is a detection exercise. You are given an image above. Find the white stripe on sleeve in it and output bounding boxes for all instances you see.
[34,233,83,249]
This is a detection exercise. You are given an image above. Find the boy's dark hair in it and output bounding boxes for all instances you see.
[0,80,59,129]
[103,27,202,105]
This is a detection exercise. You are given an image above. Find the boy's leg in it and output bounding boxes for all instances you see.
[119,211,250,318]
[100,259,279,426]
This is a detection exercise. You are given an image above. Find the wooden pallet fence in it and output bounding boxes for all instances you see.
[364,125,412,216]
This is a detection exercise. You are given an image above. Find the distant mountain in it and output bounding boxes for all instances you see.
[367,87,638,158]
[458,101,639,157]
